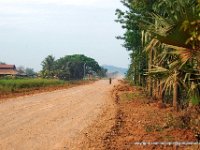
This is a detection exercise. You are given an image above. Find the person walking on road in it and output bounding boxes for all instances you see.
[109,78,112,84]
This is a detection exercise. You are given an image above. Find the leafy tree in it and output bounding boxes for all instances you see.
[41,54,107,80]
[25,68,35,76]
[115,0,156,89]
[17,66,25,74]
[97,67,107,78]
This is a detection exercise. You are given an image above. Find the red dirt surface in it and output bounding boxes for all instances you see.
[0,79,118,149]
[103,81,198,150]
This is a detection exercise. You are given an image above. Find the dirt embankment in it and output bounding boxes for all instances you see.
[103,81,199,150]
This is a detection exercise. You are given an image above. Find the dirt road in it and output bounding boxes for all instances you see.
[0,80,117,150]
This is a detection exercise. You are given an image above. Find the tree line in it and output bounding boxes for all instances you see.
[41,54,107,80]
[116,0,199,110]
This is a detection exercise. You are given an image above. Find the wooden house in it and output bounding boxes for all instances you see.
[0,64,18,76]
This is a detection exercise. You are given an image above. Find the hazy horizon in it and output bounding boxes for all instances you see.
[0,0,129,71]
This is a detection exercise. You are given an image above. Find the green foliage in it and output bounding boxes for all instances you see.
[191,95,200,105]
[41,55,56,78]
[25,68,36,76]
[41,54,107,80]
[0,78,65,93]
[97,67,107,78]
[116,0,200,107]
[146,0,200,104]
[115,0,156,86]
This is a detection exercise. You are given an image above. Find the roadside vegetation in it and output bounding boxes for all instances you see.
[116,0,199,110]
[0,78,65,93]
[104,82,198,150]
[111,0,200,148]
[0,77,96,100]
[0,54,106,98]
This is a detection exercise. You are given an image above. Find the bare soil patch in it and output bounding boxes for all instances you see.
[103,81,199,150]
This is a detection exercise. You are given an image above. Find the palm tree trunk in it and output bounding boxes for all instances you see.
[156,80,159,100]
[152,79,156,99]
[134,65,137,85]
[139,74,141,86]
[148,49,153,96]
[173,71,178,111]
[159,81,163,101]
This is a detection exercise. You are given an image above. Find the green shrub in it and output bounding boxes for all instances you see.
[191,96,200,105]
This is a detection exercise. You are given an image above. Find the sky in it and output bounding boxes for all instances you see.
[0,0,129,71]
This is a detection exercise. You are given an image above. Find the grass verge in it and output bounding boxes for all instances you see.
[0,78,65,93]
[0,78,94,100]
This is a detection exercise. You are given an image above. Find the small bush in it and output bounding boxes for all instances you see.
[145,124,163,133]
[165,113,191,129]
[191,96,200,105]
[120,92,134,102]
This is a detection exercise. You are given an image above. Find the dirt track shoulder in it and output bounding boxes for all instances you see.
[103,82,197,150]
[0,80,118,150]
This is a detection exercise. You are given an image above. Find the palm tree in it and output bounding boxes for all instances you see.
[144,0,200,109]
[41,55,56,78]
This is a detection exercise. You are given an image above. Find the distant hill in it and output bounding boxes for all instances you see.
[102,65,127,75]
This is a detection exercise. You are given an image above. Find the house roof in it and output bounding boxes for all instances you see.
[0,64,18,75]
[0,64,16,69]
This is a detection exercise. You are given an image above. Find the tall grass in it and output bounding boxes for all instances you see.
[0,78,66,93]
